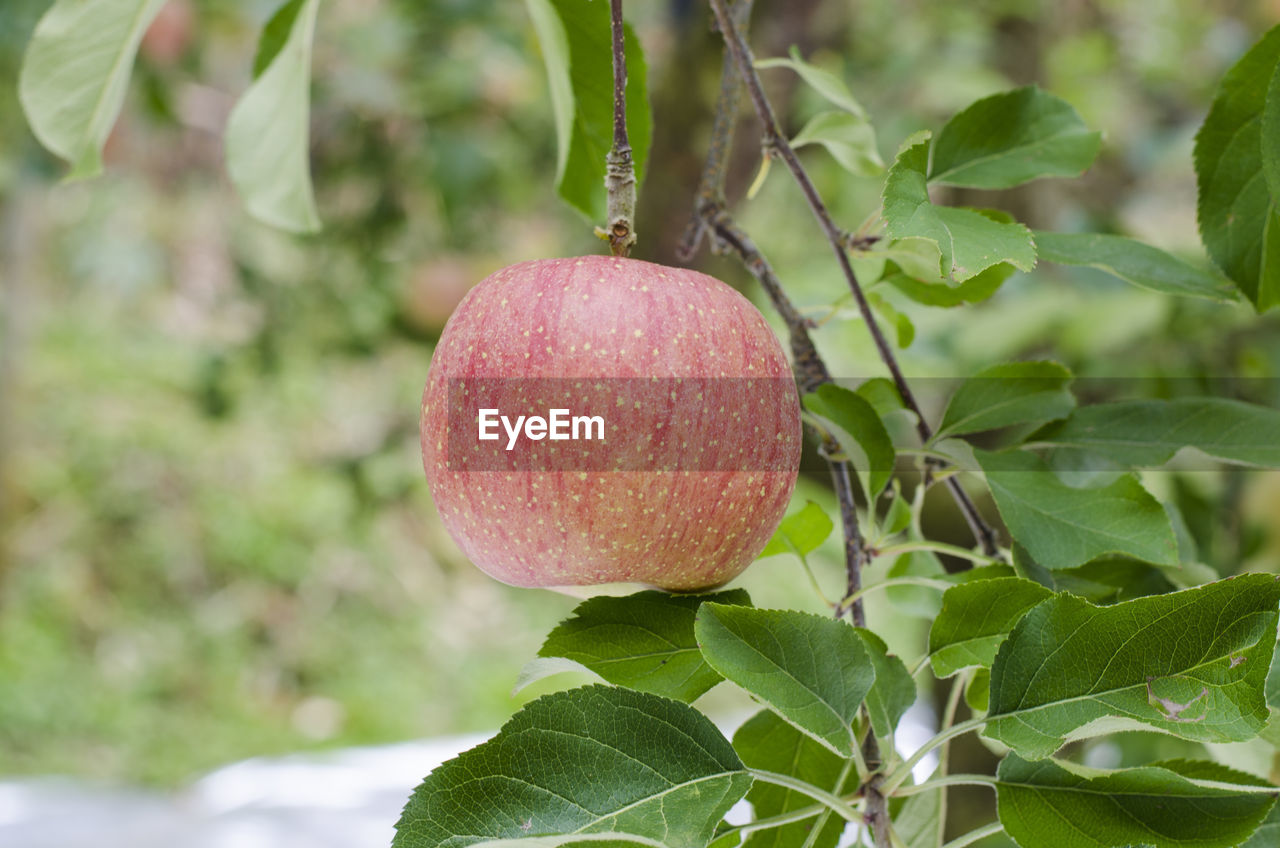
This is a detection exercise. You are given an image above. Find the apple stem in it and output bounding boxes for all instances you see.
[701,0,1002,560]
[604,0,637,257]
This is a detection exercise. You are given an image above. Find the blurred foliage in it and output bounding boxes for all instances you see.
[0,0,1279,789]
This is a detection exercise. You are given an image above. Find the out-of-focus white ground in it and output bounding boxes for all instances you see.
[0,705,937,847]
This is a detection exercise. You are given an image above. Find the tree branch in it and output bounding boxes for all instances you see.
[704,0,1001,557]
[676,0,754,261]
[603,0,637,256]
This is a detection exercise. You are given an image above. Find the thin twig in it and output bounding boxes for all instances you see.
[676,0,754,260]
[699,205,866,622]
[703,0,1001,558]
[831,460,868,626]
[603,0,636,256]
[679,5,868,645]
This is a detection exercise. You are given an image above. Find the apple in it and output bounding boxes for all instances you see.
[419,255,801,590]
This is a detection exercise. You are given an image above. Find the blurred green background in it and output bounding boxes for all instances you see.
[2,0,1280,790]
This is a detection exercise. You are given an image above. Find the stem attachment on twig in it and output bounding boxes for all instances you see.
[602,0,636,257]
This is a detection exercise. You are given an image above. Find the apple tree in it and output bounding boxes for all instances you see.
[14,1,1280,846]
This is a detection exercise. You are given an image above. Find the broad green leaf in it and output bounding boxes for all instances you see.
[1194,24,1280,310]
[514,656,605,693]
[855,378,906,419]
[996,754,1277,848]
[393,686,750,848]
[857,629,916,737]
[1266,59,1280,199]
[889,773,943,848]
[471,837,668,848]
[533,590,750,703]
[1268,639,1280,708]
[732,711,855,848]
[865,237,946,283]
[756,48,867,118]
[803,384,895,500]
[524,0,572,184]
[18,0,168,179]
[1035,231,1241,302]
[866,291,914,348]
[1040,557,1178,605]
[935,361,1075,440]
[760,502,833,560]
[986,575,1280,759]
[977,448,1178,569]
[252,0,306,77]
[791,110,883,176]
[883,134,1036,282]
[882,264,1013,307]
[928,577,1054,678]
[966,668,991,713]
[886,548,947,618]
[695,604,874,756]
[224,0,321,233]
[1244,805,1280,848]
[930,86,1100,189]
[881,488,912,537]
[524,0,651,222]
[1032,398,1280,468]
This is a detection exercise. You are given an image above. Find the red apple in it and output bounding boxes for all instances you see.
[419,255,801,590]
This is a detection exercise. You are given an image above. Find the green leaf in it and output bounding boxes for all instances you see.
[524,0,651,222]
[1032,398,1280,468]
[855,378,906,419]
[881,263,1013,307]
[930,86,1101,189]
[977,448,1178,570]
[867,237,946,283]
[252,0,306,77]
[996,754,1278,848]
[928,577,1054,678]
[986,575,1280,759]
[886,548,948,618]
[469,837,668,848]
[393,685,750,848]
[18,0,168,179]
[760,502,833,560]
[755,48,867,117]
[856,629,916,738]
[803,384,895,500]
[881,488,912,537]
[1040,557,1178,605]
[1034,231,1242,302]
[532,590,750,703]
[883,134,1037,282]
[966,668,991,713]
[936,361,1075,440]
[524,0,572,187]
[1194,24,1280,310]
[1244,805,1280,848]
[732,710,856,848]
[1266,58,1280,199]
[695,604,874,756]
[890,776,943,848]
[791,111,883,176]
[224,0,321,233]
[866,291,914,348]
[1267,639,1280,708]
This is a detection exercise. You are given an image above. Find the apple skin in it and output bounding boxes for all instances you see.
[420,255,801,591]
